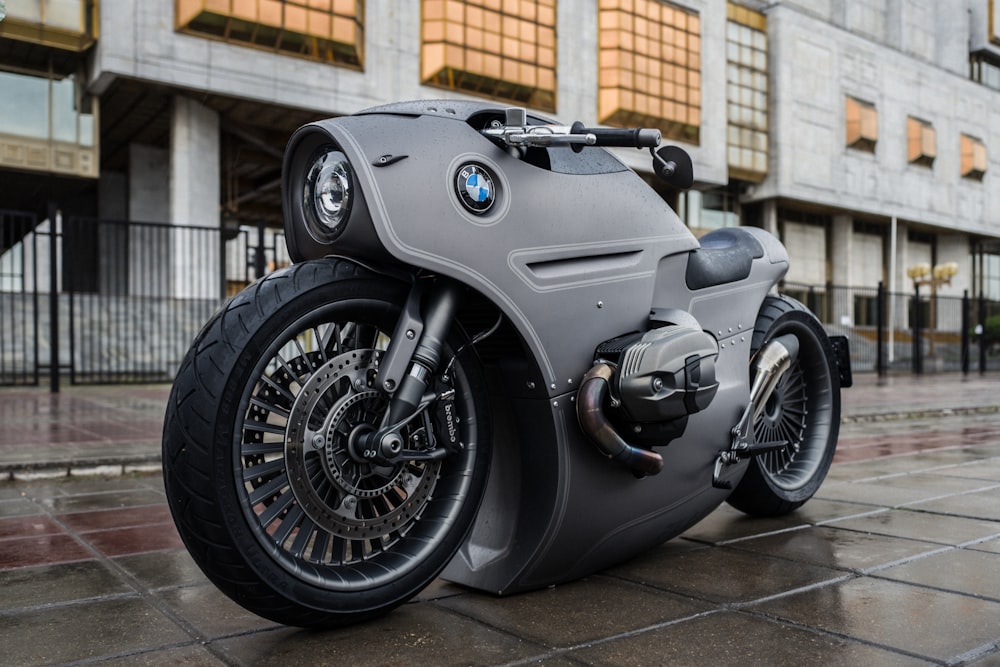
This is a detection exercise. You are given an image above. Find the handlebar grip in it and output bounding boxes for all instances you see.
[580,126,662,148]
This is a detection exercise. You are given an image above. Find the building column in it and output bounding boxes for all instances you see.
[170,96,220,299]
[761,199,778,237]
[128,143,170,297]
[890,220,910,334]
[935,232,970,299]
[830,214,853,326]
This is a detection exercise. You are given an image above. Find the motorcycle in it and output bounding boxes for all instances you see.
[162,100,852,628]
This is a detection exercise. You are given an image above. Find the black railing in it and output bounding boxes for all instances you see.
[782,282,1000,376]
[0,210,41,386]
[2,211,998,386]
[0,214,288,387]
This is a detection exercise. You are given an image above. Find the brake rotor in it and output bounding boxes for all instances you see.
[284,350,439,541]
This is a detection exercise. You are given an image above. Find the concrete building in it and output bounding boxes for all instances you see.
[2,0,1000,314]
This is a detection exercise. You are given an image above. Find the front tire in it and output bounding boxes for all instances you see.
[162,260,491,627]
[726,295,840,517]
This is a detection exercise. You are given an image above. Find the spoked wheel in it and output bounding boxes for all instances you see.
[726,295,840,517]
[163,260,491,627]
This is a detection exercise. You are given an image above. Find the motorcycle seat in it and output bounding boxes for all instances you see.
[685,228,765,290]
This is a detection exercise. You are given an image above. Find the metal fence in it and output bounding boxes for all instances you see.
[783,282,1000,376]
[2,210,999,387]
[0,212,289,387]
[0,210,41,385]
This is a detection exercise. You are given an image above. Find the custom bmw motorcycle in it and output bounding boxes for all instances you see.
[162,100,851,628]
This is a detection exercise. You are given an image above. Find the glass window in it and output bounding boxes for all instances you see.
[970,53,1000,91]
[0,69,98,176]
[725,3,767,180]
[2,0,96,49]
[176,0,364,68]
[6,0,43,23]
[961,133,987,179]
[0,71,49,140]
[598,0,701,144]
[907,116,935,167]
[845,96,877,152]
[420,0,557,111]
[51,75,77,143]
[45,0,83,31]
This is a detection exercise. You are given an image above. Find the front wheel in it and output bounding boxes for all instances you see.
[162,260,491,627]
[726,295,840,517]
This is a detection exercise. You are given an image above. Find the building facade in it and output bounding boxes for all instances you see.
[2,0,1000,312]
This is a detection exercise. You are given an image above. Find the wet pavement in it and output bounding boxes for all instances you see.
[1,373,1000,665]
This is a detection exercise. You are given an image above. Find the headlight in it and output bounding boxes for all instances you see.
[302,147,353,244]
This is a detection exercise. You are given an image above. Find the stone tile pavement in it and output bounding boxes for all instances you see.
[1,372,1000,665]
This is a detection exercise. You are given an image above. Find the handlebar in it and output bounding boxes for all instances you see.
[481,107,661,151]
[570,122,662,149]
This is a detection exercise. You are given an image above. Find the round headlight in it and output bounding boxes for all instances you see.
[302,147,353,244]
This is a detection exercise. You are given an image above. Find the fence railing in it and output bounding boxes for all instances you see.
[0,213,289,387]
[2,211,998,387]
[783,282,1000,376]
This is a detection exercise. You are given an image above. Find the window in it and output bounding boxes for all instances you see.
[175,0,364,69]
[726,3,767,180]
[421,0,557,111]
[0,69,98,178]
[0,0,98,51]
[845,96,877,152]
[598,0,701,144]
[907,116,935,167]
[961,133,987,180]
[678,187,739,231]
[970,52,1000,91]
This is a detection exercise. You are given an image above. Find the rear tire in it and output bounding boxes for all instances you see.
[162,259,491,627]
[726,295,840,517]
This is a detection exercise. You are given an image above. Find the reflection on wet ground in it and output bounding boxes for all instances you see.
[0,373,999,664]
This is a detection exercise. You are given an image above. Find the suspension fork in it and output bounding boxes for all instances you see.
[378,277,462,440]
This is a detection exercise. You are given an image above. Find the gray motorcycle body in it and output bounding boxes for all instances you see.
[283,100,789,594]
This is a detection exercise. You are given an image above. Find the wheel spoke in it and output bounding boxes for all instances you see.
[258,489,296,528]
[243,457,286,482]
[241,441,284,456]
[260,373,297,405]
[248,473,288,505]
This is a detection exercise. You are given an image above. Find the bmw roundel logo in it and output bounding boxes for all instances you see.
[455,163,496,214]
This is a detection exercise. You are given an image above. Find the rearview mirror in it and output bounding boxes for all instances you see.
[652,145,693,190]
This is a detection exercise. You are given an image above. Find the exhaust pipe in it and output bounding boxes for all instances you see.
[577,363,664,476]
[749,334,799,423]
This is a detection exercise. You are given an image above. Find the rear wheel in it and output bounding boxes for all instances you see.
[726,295,840,517]
[162,260,491,627]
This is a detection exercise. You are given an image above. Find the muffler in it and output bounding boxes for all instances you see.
[748,333,799,423]
[576,363,664,476]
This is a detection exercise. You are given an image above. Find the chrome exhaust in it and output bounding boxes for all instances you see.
[748,334,799,423]
[576,363,664,476]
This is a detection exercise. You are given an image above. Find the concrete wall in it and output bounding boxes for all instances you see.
[91,0,731,186]
[755,3,1000,241]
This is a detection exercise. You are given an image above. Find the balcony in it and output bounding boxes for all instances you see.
[0,0,98,51]
[0,70,99,179]
[176,0,364,68]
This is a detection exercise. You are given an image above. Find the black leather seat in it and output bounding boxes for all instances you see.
[685,228,764,290]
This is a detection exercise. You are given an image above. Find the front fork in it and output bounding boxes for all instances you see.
[363,277,462,461]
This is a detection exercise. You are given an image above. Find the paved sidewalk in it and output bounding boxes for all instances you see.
[1,373,1000,665]
[1,372,998,477]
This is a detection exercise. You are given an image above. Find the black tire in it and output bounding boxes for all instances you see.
[726,295,840,517]
[162,259,491,628]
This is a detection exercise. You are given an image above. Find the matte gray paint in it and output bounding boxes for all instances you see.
[282,101,792,594]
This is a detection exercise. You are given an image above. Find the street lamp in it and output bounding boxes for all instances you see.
[907,261,959,359]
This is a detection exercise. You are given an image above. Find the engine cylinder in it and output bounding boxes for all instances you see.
[608,325,719,423]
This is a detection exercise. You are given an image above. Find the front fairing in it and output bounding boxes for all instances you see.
[283,101,699,391]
